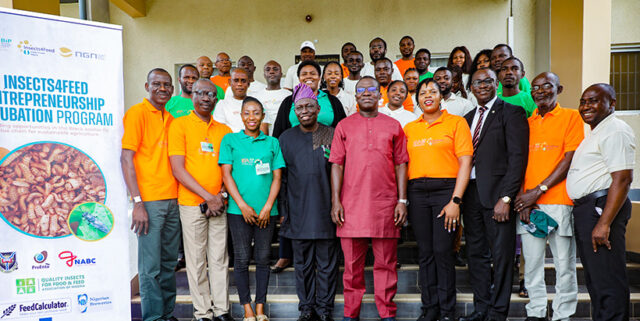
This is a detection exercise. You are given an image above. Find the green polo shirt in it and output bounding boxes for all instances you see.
[165,86,225,118]
[288,90,334,127]
[499,91,537,117]
[418,72,434,83]
[497,77,531,96]
[218,130,286,216]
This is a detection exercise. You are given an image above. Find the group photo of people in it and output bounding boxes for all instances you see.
[121,36,636,321]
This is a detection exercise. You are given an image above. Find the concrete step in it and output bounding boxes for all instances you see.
[131,293,640,320]
[174,262,640,296]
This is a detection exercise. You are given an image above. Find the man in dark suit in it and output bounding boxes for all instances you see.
[459,69,529,321]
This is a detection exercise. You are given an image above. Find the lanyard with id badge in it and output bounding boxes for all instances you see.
[255,159,271,175]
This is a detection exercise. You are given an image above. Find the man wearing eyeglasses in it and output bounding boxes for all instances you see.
[121,68,181,321]
[214,68,250,132]
[329,76,409,321]
[460,69,529,321]
[168,79,233,321]
[513,73,583,321]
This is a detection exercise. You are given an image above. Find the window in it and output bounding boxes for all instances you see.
[610,45,640,111]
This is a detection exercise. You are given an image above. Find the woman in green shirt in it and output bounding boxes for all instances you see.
[219,97,286,321]
[271,60,347,138]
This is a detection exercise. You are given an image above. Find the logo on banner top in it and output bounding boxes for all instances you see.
[17,40,55,56]
[34,251,47,264]
[58,251,96,267]
[0,252,17,273]
[32,251,50,270]
[58,47,72,57]
[57,46,106,60]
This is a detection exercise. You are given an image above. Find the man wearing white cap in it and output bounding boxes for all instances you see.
[284,41,319,91]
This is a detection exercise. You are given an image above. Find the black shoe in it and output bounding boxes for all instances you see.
[318,315,334,321]
[454,252,466,267]
[215,313,235,321]
[197,318,213,321]
[298,312,316,321]
[271,265,287,273]
[417,308,439,321]
[524,317,547,321]
[458,311,486,321]
[518,279,529,298]
[175,257,186,271]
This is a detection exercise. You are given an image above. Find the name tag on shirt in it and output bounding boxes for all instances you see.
[255,160,270,175]
[201,142,214,153]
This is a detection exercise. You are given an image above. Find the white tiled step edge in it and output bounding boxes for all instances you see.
[176,262,640,273]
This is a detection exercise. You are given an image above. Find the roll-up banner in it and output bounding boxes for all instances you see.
[0,7,130,321]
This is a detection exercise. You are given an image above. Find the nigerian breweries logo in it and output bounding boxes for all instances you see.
[17,40,55,56]
[58,46,106,61]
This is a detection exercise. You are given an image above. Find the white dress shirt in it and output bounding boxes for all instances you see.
[566,113,636,199]
[379,105,419,128]
[212,97,244,133]
[360,61,403,81]
[470,95,498,179]
[441,93,475,117]
[335,89,357,116]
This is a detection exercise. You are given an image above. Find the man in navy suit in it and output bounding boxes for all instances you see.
[459,69,529,321]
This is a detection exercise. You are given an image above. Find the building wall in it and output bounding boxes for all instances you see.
[612,0,640,44]
[107,0,537,109]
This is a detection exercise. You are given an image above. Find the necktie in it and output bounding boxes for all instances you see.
[472,106,487,163]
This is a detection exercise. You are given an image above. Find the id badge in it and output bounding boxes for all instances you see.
[201,141,214,153]
[255,160,271,175]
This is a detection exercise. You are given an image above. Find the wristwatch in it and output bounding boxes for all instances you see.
[501,196,511,204]
[538,184,548,193]
[452,196,462,205]
[220,192,228,199]
[398,199,408,205]
[133,196,142,203]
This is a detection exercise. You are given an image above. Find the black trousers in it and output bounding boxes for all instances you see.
[573,193,631,321]
[292,238,339,316]
[408,178,457,316]
[462,181,516,321]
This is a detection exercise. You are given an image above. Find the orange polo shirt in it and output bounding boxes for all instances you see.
[379,85,413,112]
[168,112,232,206]
[211,75,230,92]
[394,58,415,78]
[402,94,414,111]
[341,63,350,78]
[404,110,473,179]
[524,104,584,205]
[122,98,178,201]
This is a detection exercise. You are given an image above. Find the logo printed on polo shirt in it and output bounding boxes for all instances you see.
[531,142,560,152]
[413,138,445,147]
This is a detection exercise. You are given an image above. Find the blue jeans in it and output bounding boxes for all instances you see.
[138,199,181,321]
[228,214,275,305]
